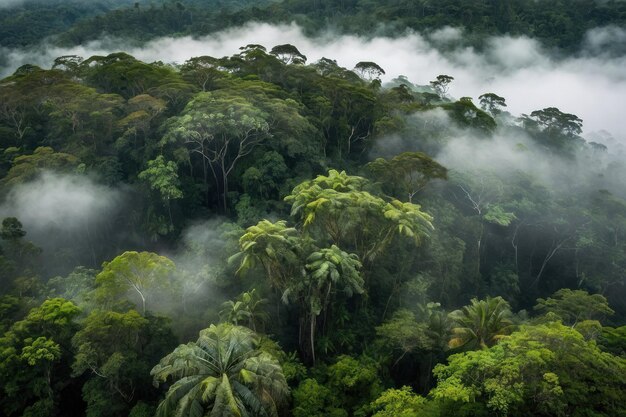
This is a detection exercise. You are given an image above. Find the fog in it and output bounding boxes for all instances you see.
[1,22,625,141]
[0,172,128,272]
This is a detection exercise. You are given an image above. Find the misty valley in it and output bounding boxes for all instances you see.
[1,1,626,417]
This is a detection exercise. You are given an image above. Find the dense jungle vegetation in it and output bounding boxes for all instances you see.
[1,1,626,417]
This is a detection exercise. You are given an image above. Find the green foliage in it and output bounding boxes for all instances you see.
[151,323,289,417]
[375,309,432,363]
[534,289,614,325]
[324,355,383,415]
[95,251,176,315]
[354,61,385,80]
[0,15,626,415]
[430,75,454,99]
[478,93,507,116]
[433,322,626,417]
[368,386,433,417]
[286,169,433,262]
[599,325,626,357]
[231,219,302,291]
[270,44,307,65]
[139,156,183,201]
[1,147,79,187]
[219,289,269,331]
[21,336,61,366]
[0,298,80,417]
[483,205,516,227]
[162,90,272,212]
[292,378,347,417]
[367,151,448,202]
[448,296,515,350]
[72,310,175,417]
[292,355,383,417]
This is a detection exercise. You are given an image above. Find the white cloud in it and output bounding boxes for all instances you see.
[0,171,123,231]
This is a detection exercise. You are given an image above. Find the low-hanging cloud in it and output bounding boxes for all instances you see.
[1,22,625,141]
[377,107,626,203]
[2,171,122,228]
[0,171,128,272]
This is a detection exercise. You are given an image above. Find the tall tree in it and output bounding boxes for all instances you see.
[138,155,183,229]
[162,91,271,212]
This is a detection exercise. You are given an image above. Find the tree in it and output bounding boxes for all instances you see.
[520,107,584,150]
[0,216,42,280]
[324,355,383,415]
[528,107,583,137]
[232,218,364,363]
[534,289,614,326]
[369,386,435,417]
[162,91,271,212]
[138,155,183,229]
[478,93,507,116]
[151,323,289,417]
[1,146,79,187]
[452,171,516,277]
[375,309,432,366]
[292,355,382,417]
[291,378,344,417]
[283,245,364,363]
[44,82,124,154]
[95,251,176,315]
[354,61,385,80]
[285,169,433,263]
[179,56,223,91]
[219,289,269,331]
[0,82,31,142]
[367,151,448,202]
[270,44,307,65]
[51,55,84,74]
[230,219,303,293]
[448,296,515,350]
[72,310,175,417]
[118,94,166,142]
[46,267,97,306]
[0,217,26,240]
[430,74,454,98]
[0,298,80,417]
[20,337,61,394]
[432,322,626,417]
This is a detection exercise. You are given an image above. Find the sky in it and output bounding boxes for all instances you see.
[2,22,625,142]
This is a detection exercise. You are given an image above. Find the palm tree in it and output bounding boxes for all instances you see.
[283,245,363,364]
[151,323,289,417]
[219,289,269,332]
[229,220,303,292]
[448,296,515,350]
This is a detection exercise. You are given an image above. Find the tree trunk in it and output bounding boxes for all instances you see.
[310,314,316,365]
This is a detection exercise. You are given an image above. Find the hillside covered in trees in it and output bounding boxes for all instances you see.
[1,1,626,417]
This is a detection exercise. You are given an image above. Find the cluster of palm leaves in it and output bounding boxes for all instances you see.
[448,296,515,350]
[151,323,289,417]
[219,289,269,332]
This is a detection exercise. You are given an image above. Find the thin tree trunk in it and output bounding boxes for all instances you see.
[310,314,316,365]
